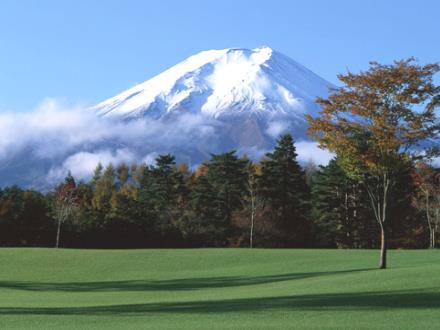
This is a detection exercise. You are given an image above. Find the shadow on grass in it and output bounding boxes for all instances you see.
[0,289,439,315]
[0,268,370,292]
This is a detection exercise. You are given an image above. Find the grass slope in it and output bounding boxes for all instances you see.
[0,248,439,329]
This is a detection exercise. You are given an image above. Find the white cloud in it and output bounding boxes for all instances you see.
[0,99,222,185]
[295,141,334,166]
[141,152,159,166]
[0,98,333,187]
[46,148,137,183]
[266,121,289,138]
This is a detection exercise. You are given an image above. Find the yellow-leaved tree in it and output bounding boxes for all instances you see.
[307,59,440,269]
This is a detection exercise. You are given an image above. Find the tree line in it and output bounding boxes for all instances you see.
[0,134,437,250]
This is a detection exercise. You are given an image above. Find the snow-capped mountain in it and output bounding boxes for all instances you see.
[92,46,332,159]
[0,47,333,189]
[95,46,330,122]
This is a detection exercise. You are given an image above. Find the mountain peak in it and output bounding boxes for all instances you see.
[93,47,331,120]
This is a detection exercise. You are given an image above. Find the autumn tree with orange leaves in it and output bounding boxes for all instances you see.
[307,59,440,269]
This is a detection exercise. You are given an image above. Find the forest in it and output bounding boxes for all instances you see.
[0,133,437,250]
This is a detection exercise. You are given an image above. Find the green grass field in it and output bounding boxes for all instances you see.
[0,248,439,329]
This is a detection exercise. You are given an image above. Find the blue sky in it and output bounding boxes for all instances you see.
[0,0,439,112]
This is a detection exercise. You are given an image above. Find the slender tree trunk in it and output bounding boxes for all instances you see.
[431,229,436,249]
[249,186,257,249]
[434,210,439,249]
[425,191,434,249]
[247,169,257,249]
[379,224,387,269]
[55,218,61,248]
[250,206,254,249]
[365,174,390,269]
[53,190,76,249]
[344,192,350,243]
[55,204,67,249]
[379,176,389,269]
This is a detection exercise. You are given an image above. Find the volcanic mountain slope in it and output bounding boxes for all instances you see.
[93,46,331,151]
[0,47,332,189]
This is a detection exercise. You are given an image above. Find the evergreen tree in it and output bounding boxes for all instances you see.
[189,151,248,246]
[259,134,310,247]
[311,158,373,248]
[136,154,186,246]
[64,171,76,186]
[186,174,218,245]
[207,152,248,226]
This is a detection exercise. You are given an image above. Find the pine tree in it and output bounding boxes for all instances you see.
[259,134,310,247]
[188,151,248,246]
[136,154,186,246]
[186,174,218,245]
[207,152,248,226]
[311,158,372,248]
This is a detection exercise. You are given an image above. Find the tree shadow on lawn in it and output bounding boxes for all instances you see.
[0,268,371,292]
[0,288,439,315]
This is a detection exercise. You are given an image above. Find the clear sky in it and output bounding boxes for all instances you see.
[0,0,439,112]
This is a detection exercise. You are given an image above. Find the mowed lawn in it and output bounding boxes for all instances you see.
[0,248,439,329]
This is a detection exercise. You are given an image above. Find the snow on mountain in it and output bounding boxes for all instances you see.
[91,46,333,163]
[94,46,330,122]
